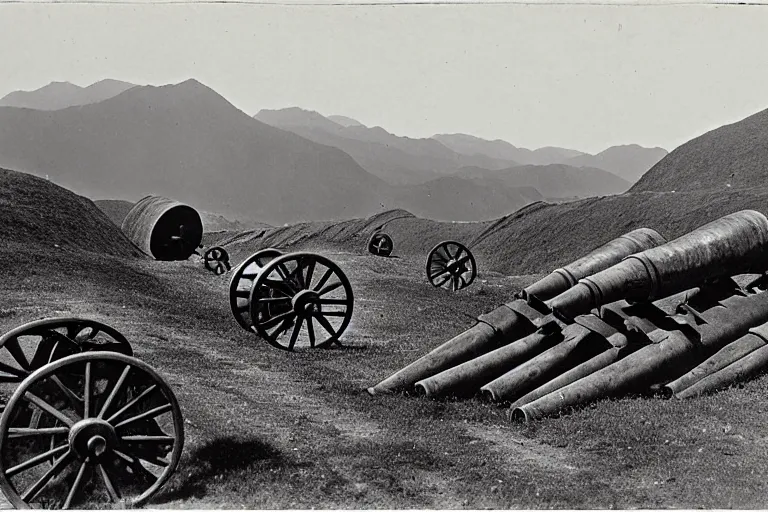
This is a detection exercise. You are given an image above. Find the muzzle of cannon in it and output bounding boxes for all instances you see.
[522,228,666,301]
[511,280,768,422]
[548,210,768,322]
[121,195,203,261]
[204,246,231,275]
[367,228,666,396]
[665,320,768,399]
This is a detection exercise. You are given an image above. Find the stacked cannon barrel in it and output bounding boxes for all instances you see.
[368,210,768,421]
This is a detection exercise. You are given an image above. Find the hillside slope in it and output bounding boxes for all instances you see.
[631,107,768,193]
[0,168,141,257]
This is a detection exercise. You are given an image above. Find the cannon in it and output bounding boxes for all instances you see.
[368,227,666,395]
[121,196,203,262]
[367,232,394,257]
[426,241,477,292]
[0,318,183,508]
[370,210,768,422]
[229,249,354,351]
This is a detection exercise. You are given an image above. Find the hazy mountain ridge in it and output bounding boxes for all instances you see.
[433,133,584,166]
[631,107,768,194]
[0,79,540,224]
[0,79,395,225]
[453,163,631,199]
[0,79,137,111]
[565,144,668,183]
[255,107,518,184]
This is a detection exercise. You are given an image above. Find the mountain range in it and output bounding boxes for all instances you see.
[0,79,666,224]
[0,79,136,111]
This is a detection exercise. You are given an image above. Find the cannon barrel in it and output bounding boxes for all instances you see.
[367,303,534,395]
[672,322,768,398]
[367,228,666,395]
[414,329,560,398]
[522,228,666,301]
[481,323,611,403]
[548,210,768,322]
[509,335,639,411]
[512,286,768,422]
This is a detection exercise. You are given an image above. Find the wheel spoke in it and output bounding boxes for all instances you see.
[429,267,450,281]
[294,259,307,289]
[453,245,464,260]
[114,403,173,429]
[83,362,91,419]
[6,444,69,477]
[307,318,316,348]
[63,460,87,510]
[8,427,70,438]
[3,338,30,371]
[24,392,75,427]
[317,281,343,296]
[315,298,350,306]
[21,449,73,502]
[258,311,297,331]
[97,463,121,502]
[313,313,337,337]
[269,317,294,339]
[0,359,29,380]
[258,297,291,304]
[113,450,159,483]
[106,384,157,424]
[287,317,303,351]
[98,364,131,419]
[120,435,175,444]
[304,259,316,289]
[434,275,451,288]
[313,268,334,292]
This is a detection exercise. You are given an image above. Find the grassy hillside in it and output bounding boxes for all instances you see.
[0,168,141,257]
[632,107,768,193]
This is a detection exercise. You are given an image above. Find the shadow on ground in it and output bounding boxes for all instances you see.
[157,436,285,502]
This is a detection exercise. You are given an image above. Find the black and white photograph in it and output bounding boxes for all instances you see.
[0,0,767,508]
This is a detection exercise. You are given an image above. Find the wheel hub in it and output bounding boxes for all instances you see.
[292,290,320,316]
[68,418,117,460]
[445,259,467,276]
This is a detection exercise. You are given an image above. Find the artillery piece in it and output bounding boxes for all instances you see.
[0,318,183,508]
[370,210,768,421]
[426,241,477,292]
[229,249,354,351]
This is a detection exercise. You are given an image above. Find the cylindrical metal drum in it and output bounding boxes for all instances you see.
[121,196,203,261]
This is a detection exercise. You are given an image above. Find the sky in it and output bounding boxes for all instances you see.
[1,1,768,154]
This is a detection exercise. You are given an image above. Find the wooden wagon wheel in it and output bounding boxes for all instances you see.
[426,241,477,292]
[203,246,231,275]
[367,232,394,257]
[0,352,183,509]
[0,319,133,384]
[248,252,354,351]
[228,249,284,331]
